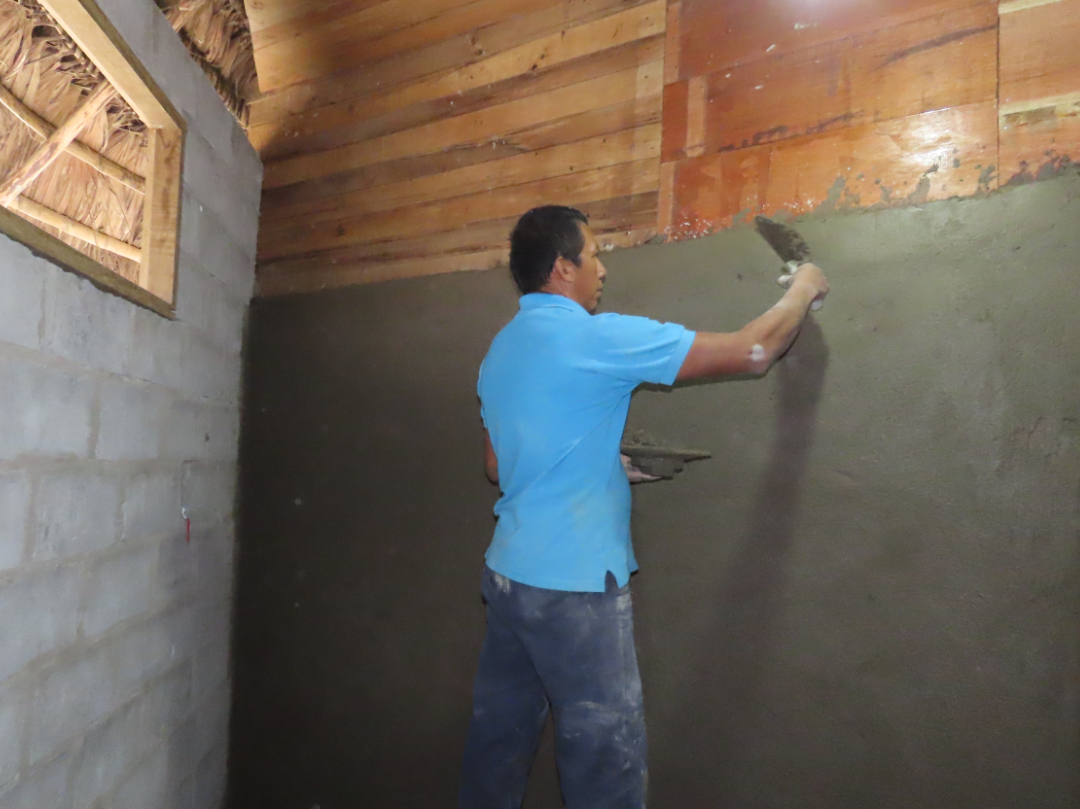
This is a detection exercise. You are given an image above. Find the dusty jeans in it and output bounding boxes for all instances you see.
[459,566,647,809]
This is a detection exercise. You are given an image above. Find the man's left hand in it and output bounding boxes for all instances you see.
[621,454,662,484]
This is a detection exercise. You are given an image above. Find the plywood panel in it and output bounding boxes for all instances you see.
[1000,100,1080,182]
[673,0,990,82]
[1000,0,1080,104]
[662,5,997,163]
[665,103,998,239]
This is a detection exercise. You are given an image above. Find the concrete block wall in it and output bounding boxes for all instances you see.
[0,0,261,805]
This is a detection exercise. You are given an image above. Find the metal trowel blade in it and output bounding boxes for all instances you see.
[753,215,811,266]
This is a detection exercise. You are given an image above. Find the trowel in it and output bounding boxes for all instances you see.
[753,215,823,310]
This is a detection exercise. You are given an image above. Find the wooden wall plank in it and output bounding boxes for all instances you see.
[662,5,997,163]
[264,125,660,227]
[1000,0,1080,105]
[258,227,656,296]
[260,193,658,273]
[256,0,490,90]
[256,34,664,162]
[259,158,660,260]
[255,0,663,157]
[673,0,990,82]
[257,0,662,105]
[261,95,661,211]
[1000,101,1080,182]
[664,102,998,239]
[263,62,663,189]
[250,0,652,128]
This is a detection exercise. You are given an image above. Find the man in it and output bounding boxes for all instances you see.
[460,206,828,808]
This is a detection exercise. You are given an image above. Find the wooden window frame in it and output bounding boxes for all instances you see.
[0,0,186,318]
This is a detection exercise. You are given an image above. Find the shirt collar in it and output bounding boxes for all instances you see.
[519,292,588,315]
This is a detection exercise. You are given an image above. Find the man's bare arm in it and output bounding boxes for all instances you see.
[483,429,499,484]
[676,264,828,382]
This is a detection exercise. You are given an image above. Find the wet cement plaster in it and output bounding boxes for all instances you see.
[230,171,1080,808]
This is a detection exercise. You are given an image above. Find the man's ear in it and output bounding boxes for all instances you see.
[551,255,576,282]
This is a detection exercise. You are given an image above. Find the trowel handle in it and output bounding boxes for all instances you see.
[778,260,824,310]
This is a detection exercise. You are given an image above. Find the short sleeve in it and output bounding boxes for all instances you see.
[586,313,696,386]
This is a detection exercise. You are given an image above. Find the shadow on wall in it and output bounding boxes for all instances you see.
[653,319,898,803]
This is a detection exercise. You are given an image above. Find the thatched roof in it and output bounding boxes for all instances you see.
[0,0,257,280]
[157,0,258,124]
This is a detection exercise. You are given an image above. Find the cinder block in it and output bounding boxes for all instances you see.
[193,680,230,765]
[33,469,121,561]
[162,713,200,805]
[0,679,25,787]
[156,531,197,605]
[191,626,230,702]
[121,468,183,542]
[174,261,247,355]
[139,666,193,750]
[68,698,144,809]
[27,646,115,764]
[0,749,72,809]
[231,123,264,202]
[189,198,256,301]
[0,354,93,460]
[42,269,133,376]
[193,742,226,809]
[193,523,235,601]
[0,236,46,350]
[80,545,158,639]
[0,471,30,571]
[0,565,81,682]
[96,380,170,461]
[127,310,188,393]
[92,0,155,67]
[110,610,191,702]
[177,186,202,262]
[110,744,167,809]
[181,462,236,525]
[163,400,241,462]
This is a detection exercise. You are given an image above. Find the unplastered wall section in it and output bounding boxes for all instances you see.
[0,0,261,806]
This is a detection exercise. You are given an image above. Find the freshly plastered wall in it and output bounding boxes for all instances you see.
[232,171,1080,808]
[0,0,261,806]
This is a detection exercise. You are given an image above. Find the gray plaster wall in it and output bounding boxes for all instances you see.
[0,0,261,805]
[232,173,1080,808]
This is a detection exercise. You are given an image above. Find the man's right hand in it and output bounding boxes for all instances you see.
[783,262,829,309]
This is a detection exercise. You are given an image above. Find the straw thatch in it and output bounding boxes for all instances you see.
[0,0,257,281]
[0,0,146,279]
[157,0,258,125]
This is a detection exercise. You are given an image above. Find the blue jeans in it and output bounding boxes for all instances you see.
[459,566,648,809]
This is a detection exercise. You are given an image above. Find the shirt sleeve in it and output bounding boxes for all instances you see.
[586,313,696,386]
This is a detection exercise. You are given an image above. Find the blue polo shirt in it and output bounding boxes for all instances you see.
[478,293,696,592]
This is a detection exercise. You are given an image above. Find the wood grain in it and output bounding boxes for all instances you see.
[1000,0,1080,105]
[674,0,991,82]
[256,34,663,161]
[664,102,998,238]
[259,158,660,259]
[263,125,660,227]
[662,4,997,162]
[263,61,662,189]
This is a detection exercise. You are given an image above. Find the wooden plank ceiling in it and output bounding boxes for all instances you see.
[248,0,1080,295]
[249,0,665,295]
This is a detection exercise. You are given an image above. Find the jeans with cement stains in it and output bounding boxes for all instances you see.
[459,566,647,809]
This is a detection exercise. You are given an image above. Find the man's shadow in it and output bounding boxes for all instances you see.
[659,317,831,796]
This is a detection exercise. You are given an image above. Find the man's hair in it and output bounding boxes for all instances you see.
[509,206,589,294]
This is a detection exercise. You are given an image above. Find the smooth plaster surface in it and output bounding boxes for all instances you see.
[231,171,1080,808]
